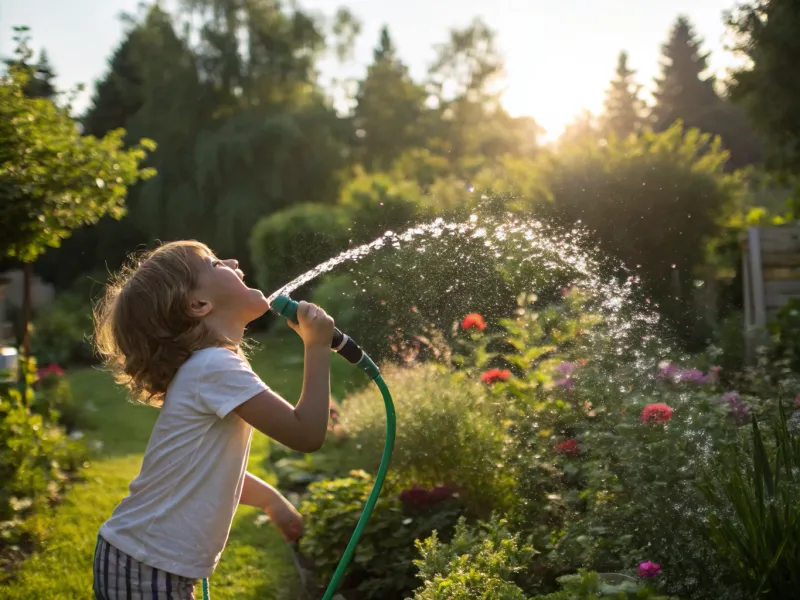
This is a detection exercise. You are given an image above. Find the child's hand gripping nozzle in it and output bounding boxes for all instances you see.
[269,295,395,600]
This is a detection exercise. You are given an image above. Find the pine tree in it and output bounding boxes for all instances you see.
[727,0,800,172]
[651,16,720,132]
[600,51,644,139]
[353,25,427,170]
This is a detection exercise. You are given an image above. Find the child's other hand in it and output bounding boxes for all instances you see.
[266,500,304,542]
[287,301,334,348]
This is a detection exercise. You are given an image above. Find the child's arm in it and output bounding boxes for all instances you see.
[234,301,333,453]
[241,472,303,541]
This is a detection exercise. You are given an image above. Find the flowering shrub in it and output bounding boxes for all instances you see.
[299,470,462,599]
[0,358,86,546]
[338,364,514,516]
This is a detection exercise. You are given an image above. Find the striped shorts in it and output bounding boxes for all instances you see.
[93,535,197,600]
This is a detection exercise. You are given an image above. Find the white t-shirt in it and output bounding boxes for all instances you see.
[100,346,269,579]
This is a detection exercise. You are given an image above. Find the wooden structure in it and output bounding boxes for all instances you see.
[743,225,800,361]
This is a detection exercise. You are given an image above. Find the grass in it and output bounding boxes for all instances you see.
[2,331,365,600]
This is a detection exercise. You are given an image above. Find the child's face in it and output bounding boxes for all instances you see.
[192,253,270,327]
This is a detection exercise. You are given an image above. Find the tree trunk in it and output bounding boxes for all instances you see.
[22,261,32,358]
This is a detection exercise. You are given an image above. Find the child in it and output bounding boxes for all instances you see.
[91,240,334,599]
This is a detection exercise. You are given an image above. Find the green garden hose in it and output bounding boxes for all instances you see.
[200,296,394,600]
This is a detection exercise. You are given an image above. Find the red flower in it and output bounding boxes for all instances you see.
[641,403,673,424]
[555,439,581,457]
[461,313,486,331]
[481,368,511,385]
[37,363,65,379]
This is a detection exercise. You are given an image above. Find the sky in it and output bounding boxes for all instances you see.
[1,0,743,140]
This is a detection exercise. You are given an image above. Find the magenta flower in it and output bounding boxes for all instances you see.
[555,377,575,391]
[720,392,750,426]
[555,361,576,376]
[638,561,662,578]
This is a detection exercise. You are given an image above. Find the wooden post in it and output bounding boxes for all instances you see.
[22,262,32,358]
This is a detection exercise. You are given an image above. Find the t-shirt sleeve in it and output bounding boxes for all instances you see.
[197,347,270,419]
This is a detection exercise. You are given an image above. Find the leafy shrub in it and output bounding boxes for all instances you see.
[531,570,676,600]
[412,515,537,599]
[446,291,750,598]
[768,298,800,371]
[541,122,741,347]
[699,403,800,597]
[299,470,462,599]
[339,364,514,516]
[0,359,86,545]
[249,203,351,293]
[32,371,82,432]
[31,290,94,366]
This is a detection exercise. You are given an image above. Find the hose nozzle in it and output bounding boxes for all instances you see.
[271,295,379,379]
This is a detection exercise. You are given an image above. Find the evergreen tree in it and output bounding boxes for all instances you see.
[600,51,644,139]
[727,0,800,173]
[352,25,428,170]
[652,15,762,169]
[651,16,720,132]
[3,27,56,100]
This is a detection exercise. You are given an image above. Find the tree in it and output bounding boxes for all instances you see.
[352,25,428,170]
[651,16,721,132]
[0,41,154,354]
[545,123,740,347]
[600,51,644,139]
[652,16,762,169]
[727,0,800,173]
[3,27,56,100]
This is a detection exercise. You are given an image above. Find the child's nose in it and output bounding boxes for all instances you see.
[226,259,239,269]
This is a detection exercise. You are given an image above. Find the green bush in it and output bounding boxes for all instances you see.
[541,123,741,348]
[0,360,86,544]
[412,516,537,600]
[299,470,462,599]
[531,571,676,600]
[249,203,351,293]
[339,364,514,517]
[699,404,800,597]
[30,290,94,366]
[32,372,83,432]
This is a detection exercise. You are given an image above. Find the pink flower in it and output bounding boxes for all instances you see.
[637,561,662,578]
[481,368,511,385]
[461,313,486,331]
[641,403,673,424]
[720,392,750,426]
[555,439,581,457]
[555,361,576,376]
[555,378,575,391]
[37,363,65,380]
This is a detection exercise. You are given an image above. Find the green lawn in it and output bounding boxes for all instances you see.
[2,332,364,600]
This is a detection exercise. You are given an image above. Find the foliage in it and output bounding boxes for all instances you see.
[352,26,429,171]
[32,371,83,433]
[0,38,155,263]
[30,289,94,367]
[727,0,800,173]
[543,122,741,347]
[339,364,514,516]
[531,570,675,599]
[698,403,800,597]
[299,470,462,599]
[0,358,86,546]
[412,516,537,599]
[249,203,350,293]
[600,52,645,140]
[768,299,800,371]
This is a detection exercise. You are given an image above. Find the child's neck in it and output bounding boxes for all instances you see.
[205,315,246,346]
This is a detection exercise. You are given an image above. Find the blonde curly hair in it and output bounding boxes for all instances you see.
[93,240,227,407]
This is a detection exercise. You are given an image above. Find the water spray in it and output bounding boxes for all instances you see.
[275,296,397,599]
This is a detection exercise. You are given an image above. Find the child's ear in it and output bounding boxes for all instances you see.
[189,296,212,318]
